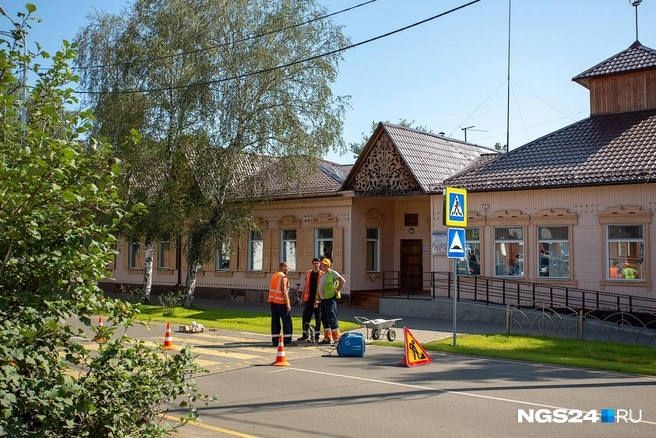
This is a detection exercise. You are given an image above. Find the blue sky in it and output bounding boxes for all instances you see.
[2,0,655,163]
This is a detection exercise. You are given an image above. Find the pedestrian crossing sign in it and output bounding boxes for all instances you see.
[447,228,466,258]
[443,187,467,227]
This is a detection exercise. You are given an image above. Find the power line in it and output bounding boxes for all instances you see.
[75,0,482,95]
[77,0,379,71]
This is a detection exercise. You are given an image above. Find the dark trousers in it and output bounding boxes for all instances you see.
[270,302,293,345]
[320,298,338,331]
[301,302,321,340]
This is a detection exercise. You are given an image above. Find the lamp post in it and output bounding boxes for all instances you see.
[0,5,27,132]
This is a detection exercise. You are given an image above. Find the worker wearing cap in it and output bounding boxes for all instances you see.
[623,262,637,279]
[317,258,345,345]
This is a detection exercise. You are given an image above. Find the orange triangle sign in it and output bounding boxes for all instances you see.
[402,327,432,367]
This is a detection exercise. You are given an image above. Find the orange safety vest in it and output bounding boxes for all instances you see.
[267,271,288,304]
[302,270,323,302]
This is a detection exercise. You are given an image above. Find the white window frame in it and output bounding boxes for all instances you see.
[537,226,570,279]
[157,241,171,269]
[494,227,524,277]
[248,230,263,272]
[215,240,231,271]
[457,228,481,276]
[606,224,644,281]
[129,241,140,269]
[316,228,333,261]
[281,230,297,272]
[366,228,380,272]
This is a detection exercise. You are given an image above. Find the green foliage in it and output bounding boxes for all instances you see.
[160,289,186,317]
[427,334,656,376]
[75,0,351,291]
[138,304,362,334]
[0,6,210,436]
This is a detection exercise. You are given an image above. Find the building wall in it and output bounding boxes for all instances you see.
[431,183,654,298]
[589,70,656,115]
[349,196,431,292]
[104,195,353,298]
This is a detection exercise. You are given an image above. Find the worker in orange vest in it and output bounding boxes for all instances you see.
[268,262,295,346]
[297,257,322,343]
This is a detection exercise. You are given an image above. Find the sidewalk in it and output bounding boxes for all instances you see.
[187,297,507,345]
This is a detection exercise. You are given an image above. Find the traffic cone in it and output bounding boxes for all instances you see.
[398,355,407,366]
[163,322,175,350]
[271,334,290,366]
[93,316,105,342]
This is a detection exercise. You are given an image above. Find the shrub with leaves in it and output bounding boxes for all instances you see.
[0,6,210,437]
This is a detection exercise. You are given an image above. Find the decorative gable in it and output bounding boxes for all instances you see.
[348,131,419,197]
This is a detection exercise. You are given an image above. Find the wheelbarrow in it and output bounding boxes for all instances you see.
[354,316,403,341]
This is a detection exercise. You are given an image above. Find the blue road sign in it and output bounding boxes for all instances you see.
[447,228,466,259]
[444,187,467,227]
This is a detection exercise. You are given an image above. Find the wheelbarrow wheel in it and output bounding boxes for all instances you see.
[371,329,380,340]
[387,330,396,342]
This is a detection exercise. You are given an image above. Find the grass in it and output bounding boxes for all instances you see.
[386,334,656,376]
[137,304,361,334]
[136,304,656,376]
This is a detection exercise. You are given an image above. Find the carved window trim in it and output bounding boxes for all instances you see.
[599,206,651,288]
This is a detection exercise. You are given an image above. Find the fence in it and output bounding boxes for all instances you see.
[382,270,656,314]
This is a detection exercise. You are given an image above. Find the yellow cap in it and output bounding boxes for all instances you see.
[321,258,331,267]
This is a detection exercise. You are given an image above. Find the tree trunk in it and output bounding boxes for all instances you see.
[142,242,154,303]
[183,262,201,307]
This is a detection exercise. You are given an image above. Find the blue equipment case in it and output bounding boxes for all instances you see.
[336,332,365,357]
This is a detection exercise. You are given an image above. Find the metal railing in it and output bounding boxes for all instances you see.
[507,305,656,345]
[382,271,656,315]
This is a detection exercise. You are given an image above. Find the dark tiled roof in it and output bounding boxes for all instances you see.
[186,147,350,200]
[573,41,656,86]
[377,123,497,192]
[267,159,351,197]
[444,109,656,192]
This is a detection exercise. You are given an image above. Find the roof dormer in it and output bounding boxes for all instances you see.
[572,41,656,115]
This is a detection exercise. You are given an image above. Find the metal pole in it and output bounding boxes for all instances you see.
[452,258,457,346]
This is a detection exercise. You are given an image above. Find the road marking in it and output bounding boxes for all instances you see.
[160,414,259,437]
[290,367,656,425]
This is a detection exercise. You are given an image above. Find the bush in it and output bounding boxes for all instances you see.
[0,7,211,437]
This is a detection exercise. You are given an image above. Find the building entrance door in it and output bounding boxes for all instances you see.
[400,239,423,293]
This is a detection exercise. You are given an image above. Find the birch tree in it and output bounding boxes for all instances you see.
[0,6,208,435]
[76,0,349,304]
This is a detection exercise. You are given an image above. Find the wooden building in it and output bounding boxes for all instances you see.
[103,41,656,311]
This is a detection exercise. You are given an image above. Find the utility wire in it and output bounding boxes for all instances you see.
[448,78,506,138]
[77,0,379,71]
[511,79,577,122]
[474,110,588,143]
[76,0,481,95]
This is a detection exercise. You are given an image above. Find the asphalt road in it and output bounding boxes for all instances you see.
[97,323,656,438]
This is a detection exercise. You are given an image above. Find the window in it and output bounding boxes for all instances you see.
[537,226,570,279]
[494,227,523,277]
[129,241,140,269]
[215,240,231,271]
[457,228,481,276]
[281,230,296,272]
[248,230,263,271]
[366,228,380,272]
[316,228,333,260]
[607,225,644,280]
[158,241,171,269]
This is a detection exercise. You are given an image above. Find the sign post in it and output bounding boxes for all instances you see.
[444,187,468,346]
